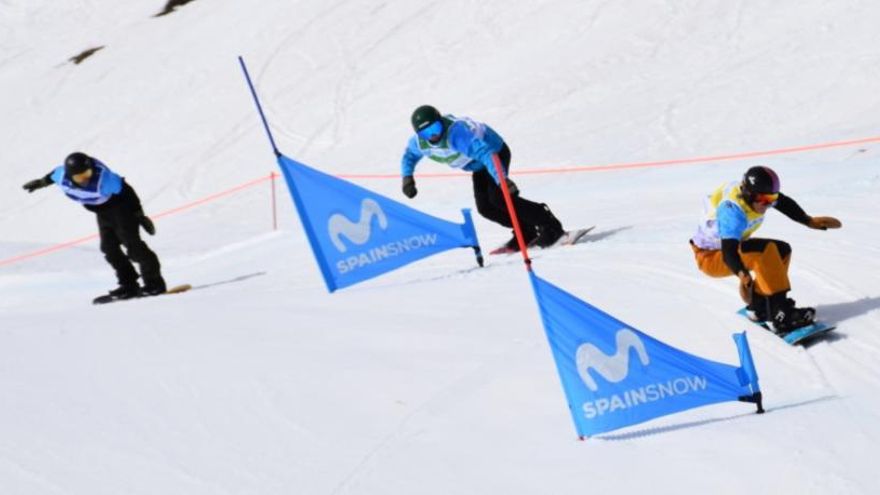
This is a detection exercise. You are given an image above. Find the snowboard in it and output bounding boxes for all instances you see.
[736,307,835,345]
[489,226,596,255]
[93,284,192,305]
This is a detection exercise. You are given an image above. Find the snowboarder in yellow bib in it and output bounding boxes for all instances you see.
[689,166,841,334]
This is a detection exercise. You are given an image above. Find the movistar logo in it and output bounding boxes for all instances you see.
[328,198,388,253]
[576,329,650,391]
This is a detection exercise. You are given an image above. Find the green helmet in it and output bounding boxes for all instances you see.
[411,105,442,133]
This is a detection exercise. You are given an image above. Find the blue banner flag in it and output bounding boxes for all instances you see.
[528,272,761,438]
[277,155,481,292]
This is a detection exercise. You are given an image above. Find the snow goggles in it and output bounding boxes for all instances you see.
[417,120,443,140]
[752,192,778,206]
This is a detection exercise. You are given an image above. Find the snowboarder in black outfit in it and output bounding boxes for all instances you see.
[400,105,566,252]
[22,152,167,300]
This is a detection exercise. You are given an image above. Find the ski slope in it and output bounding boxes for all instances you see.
[2,1,880,493]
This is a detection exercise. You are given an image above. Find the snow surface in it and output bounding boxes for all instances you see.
[2,1,880,493]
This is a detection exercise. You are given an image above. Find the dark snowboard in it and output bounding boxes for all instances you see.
[93,284,192,305]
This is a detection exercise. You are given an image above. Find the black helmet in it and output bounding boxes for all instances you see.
[411,105,442,133]
[741,165,780,198]
[64,152,94,177]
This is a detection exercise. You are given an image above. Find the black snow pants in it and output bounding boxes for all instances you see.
[89,181,163,289]
[471,143,558,232]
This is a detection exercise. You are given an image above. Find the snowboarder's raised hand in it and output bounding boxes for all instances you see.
[402,175,417,198]
[808,216,842,230]
[22,176,52,193]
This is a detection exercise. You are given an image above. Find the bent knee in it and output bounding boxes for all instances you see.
[772,240,792,259]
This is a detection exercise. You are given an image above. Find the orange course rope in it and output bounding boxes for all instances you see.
[2,133,876,267]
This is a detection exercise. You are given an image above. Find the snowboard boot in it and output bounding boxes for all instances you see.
[141,277,167,297]
[501,228,538,253]
[533,204,565,248]
[745,292,771,322]
[768,292,815,335]
[106,284,141,300]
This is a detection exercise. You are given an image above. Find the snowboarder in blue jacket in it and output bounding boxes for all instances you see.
[401,105,565,251]
[22,152,166,300]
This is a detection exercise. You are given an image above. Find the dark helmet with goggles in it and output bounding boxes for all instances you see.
[411,105,445,142]
[742,165,780,206]
[64,152,94,178]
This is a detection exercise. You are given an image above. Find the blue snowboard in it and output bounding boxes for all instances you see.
[736,307,835,345]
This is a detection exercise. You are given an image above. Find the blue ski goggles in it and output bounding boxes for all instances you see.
[417,120,444,140]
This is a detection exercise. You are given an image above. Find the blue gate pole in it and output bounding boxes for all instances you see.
[238,55,281,157]
[461,208,483,267]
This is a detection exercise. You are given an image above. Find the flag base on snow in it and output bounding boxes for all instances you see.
[529,272,762,438]
[277,155,481,292]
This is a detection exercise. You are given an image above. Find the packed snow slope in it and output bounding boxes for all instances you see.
[2,1,880,493]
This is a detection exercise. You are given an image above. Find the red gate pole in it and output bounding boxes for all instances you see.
[491,154,531,270]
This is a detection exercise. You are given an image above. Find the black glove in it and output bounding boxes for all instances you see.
[137,211,156,235]
[402,175,417,198]
[22,176,52,193]
[505,178,519,196]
